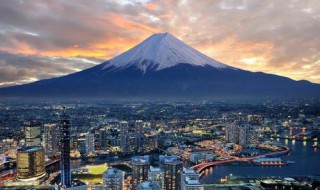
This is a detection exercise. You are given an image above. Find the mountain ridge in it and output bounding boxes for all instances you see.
[0,33,319,101]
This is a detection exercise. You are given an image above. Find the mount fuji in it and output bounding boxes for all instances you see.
[0,33,319,101]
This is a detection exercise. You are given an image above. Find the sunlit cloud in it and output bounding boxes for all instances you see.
[0,0,319,86]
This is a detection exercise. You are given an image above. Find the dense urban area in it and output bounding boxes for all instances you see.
[0,100,319,190]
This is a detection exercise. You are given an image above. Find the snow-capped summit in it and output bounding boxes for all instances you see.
[102,32,229,72]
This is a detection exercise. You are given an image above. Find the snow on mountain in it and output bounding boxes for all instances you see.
[102,32,230,72]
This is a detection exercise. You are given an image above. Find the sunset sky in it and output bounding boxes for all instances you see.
[0,0,319,86]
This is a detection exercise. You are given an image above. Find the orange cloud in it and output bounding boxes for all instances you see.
[0,13,162,60]
[144,3,160,11]
[107,13,161,34]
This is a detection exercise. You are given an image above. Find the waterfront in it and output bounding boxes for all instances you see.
[44,129,320,185]
[1,101,319,189]
[201,138,320,183]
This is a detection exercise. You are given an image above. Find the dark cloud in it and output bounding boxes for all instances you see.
[0,51,102,86]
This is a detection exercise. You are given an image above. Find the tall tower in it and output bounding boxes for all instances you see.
[60,109,71,188]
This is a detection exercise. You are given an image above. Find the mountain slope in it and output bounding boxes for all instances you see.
[0,33,319,101]
[102,32,229,72]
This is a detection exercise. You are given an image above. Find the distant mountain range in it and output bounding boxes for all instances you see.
[0,33,319,101]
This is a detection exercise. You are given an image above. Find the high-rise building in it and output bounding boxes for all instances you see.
[128,134,136,153]
[102,168,124,190]
[120,121,129,154]
[24,120,42,147]
[131,155,150,190]
[159,155,182,190]
[181,168,203,190]
[249,130,258,144]
[135,120,145,153]
[145,134,158,152]
[225,122,239,144]
[43,124,59,157]
[60,111,71,188]
[226,123,255,147]
[99,129,107,149]
[85,133,95,155]
[120,121,129,134]
[148,167,164,190]
[137,181,161,190]
[17,146,46,181]
[181,177,204,190]
[181,168,199,181]
[77,138,86,155]
[239,124,250,147]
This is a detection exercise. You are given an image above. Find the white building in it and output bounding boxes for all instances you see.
[182,177,204,190]
[85,133,95,155]
[181,168,203,190]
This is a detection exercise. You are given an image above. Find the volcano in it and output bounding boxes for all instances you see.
[0,33,319,101]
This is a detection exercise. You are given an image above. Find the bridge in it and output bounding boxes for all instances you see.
[191,145,290,173]
[290,126,307,137]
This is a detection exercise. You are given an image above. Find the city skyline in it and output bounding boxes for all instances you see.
[0,101,319,189]
[0,1,319,189]
[0,0,320,87]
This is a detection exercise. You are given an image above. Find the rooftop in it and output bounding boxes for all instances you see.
[149,166,162,172]
[103,168,124,179]
[183,168,197,174]
[132,155,150,164]
[18,146,43,152]
[185,177,202,186]
[137,181,160,189]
